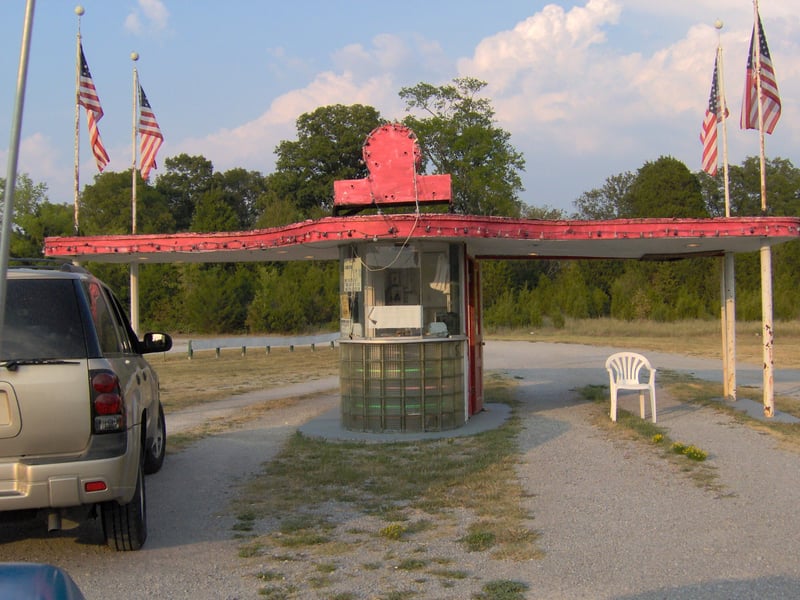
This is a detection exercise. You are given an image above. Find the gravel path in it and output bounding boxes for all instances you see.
[2,341,798,599]
[487,341,800,599]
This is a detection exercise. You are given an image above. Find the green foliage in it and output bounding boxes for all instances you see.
[573,171,635,219]
[191,188,241,232]
[623,156,707,218]
[269,104,383,215]
[182,264,254,333]
[474,579,529,600]
[246,262,338,333]
[79,170,174,235]
[0,174,73,258]
[155,154,214,231]
[400,77,525,216]
[671,442,708,461]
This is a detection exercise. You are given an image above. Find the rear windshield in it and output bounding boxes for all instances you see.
[0,279,87,360]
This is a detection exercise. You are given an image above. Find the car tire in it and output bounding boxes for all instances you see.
[143,404,166,474]
[102,459,147,551]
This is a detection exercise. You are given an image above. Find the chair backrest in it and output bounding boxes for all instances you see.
[605,352,652,384]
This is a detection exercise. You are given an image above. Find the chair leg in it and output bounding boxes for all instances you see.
[639,392,645,419]
[610,389,618,422]
[650,392,657,423]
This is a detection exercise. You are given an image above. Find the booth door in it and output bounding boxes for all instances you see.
[466,256,484,415]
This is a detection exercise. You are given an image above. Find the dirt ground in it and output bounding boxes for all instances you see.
[1,341,799,599]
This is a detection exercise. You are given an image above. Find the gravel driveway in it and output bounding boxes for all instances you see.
[1,341,798,599]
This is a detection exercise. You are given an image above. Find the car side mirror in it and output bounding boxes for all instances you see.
[141,332,173,354]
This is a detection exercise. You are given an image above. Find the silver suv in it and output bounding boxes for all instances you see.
[0,265,172,551]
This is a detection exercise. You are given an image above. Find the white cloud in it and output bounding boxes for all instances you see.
[11,133,71,203]
[125,0,170,35]
[180,34,448,174]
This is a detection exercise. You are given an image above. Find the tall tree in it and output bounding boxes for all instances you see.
[268,104,384,215]
[212,167,267,229]
[79,170,174,235]
[623,156,707,218]
[573,172,635,219]
[399,77,525,217]
[0,174,72,258]
[155,154,215,231]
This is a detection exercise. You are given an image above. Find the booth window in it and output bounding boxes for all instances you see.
[340,243,462,339]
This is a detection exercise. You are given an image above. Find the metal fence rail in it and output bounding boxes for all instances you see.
[183,332,340,358]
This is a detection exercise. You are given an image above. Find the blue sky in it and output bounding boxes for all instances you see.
[1,0,798,214]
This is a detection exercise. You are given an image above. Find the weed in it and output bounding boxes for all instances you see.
[473,579,529,600]
[429,569,469,580]
[258,584,297,598]
[316,562,337,573]
[460,529,496,552]
[397,558,427,571]
[238,542,263,558]
[672,442,708,461]
[380,523,406,540]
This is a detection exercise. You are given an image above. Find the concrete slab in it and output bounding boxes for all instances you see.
[297,402,511,443]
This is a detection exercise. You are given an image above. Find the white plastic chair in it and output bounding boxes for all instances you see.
[605,352,657,423]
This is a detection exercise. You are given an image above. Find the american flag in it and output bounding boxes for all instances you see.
[740,13,781,134]
[700,54,727,176]
[138,84,163,180]
[78,43,110,171]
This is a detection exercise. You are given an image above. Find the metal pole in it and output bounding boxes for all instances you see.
[751,0,775,416]
[73,5,83,234]
[0,0,37,335]
[715,24,737,402]
[130,54,140,333]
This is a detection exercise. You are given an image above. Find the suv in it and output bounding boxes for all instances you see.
[0,265,172,550]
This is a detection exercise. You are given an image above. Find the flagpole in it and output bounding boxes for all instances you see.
[73,5,83,235]
[752,0,775,417]
[714,20,737,402]
[130,52,140,333]
[0,0,36,332]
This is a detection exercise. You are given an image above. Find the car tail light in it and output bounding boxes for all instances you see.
[90,370,125,433]
[85,480,107,493]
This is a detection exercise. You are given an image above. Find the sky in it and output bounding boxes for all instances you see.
[1,0,798,215]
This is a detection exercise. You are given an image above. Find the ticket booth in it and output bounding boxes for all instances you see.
[334,123,482,432]
[338,240,482,432]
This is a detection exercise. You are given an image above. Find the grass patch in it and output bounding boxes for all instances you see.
[231,378,539,596]
[235,379,538,557]
[577,382,719,491]
[397,558,428,571]
[156,345,338,412]
[460,526,495,552]
[490,318,800,369]
[379,523,407,540]
[258,584,297,598]
[473,579,529,600]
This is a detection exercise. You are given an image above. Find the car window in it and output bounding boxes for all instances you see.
[84,281,125,355]
[105,289,137,354]
[1,279,87,359]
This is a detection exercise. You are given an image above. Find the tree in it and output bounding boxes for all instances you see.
[0,174,72,258]
[573,172,635,219]
[191,188,241,232]
[155,154,215,231]
[79,170,174,235]
[212,168,267,229]
[399,77,525,216]
[269,104,384,215]
[725,156,800,216]
[623,156,707,218]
